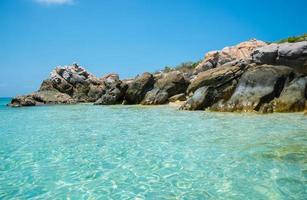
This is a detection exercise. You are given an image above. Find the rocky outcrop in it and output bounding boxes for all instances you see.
[141,71,188,105]
[124,72,154,104]
[9,64,106,107]
[9,37,307,114]
[194,39,267,73]
[9,91,75,107]
[252,41,307,74]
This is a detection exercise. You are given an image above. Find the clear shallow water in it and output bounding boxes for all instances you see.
[0,98,306,200]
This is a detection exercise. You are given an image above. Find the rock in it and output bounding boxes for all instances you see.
[217,65,295,112]
[102,73,120,85]
[9,95,37,107]
[155,71,187,97]
[277,41,307,73]
[94,74,127,105]
[124,72,154,104]
[141,88,169,105]
[252,41,307,74]
[49,70,74,95]
[272,77,307,112]
[87,84,105,102]
[32,91,76,104]
[251,43,279,64]
[169,93,186,102]
[141,71,188,105]
[181,61,246,111]
[9,91,75,107]
[72,82,91,102]
[39,79,57,91]
[48,63,104,101]
[188,60,247,94]
[180,86,217,110]
[195,39,267,73]
[49,64,93,96]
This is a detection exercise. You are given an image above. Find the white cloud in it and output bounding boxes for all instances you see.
[35,0,74,5]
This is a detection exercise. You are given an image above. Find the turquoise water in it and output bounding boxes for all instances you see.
[0,98,306,199]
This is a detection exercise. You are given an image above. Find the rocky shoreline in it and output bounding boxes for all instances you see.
[9,39,307,114]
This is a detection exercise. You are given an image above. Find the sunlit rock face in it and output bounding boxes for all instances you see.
[194,39,267,74]
[182,63,307,113]
[252,41,307,74]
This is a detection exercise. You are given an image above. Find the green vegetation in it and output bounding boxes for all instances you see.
[277,33,307,43]
[157,60,201,74]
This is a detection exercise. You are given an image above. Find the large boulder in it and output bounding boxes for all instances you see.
[124,72,154,104]
[187,60,247,94]
[94,74,127,105]
[214,65,295,112]
[195,39,267,73]
[271,76,307,112]
[181,61,245,110]
[141,71,188,105]
[252,41,307,74]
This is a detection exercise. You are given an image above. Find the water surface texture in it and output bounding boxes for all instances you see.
[0,98,306,199]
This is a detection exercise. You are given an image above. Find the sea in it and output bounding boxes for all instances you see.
[0,97,306,199]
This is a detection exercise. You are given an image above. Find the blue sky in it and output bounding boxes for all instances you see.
[0,0,306,97]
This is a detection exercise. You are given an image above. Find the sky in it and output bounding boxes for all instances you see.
[0,0,306,97]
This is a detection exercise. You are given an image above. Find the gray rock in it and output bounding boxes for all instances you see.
[187,60,247,94]
[141,71,188,105]
[180,86,217,110]
[169,93,186,102]
[94,75,127,105]
[141,88,169,105]
[124,72,154,104]
[155,71,188,97]
[272,76,307,112]
[252,43,279,64]
[218,65,295,112]
[252,41,307,74]
[9,91,75,107]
